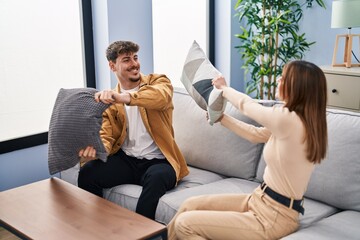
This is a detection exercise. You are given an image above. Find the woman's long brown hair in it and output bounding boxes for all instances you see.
[281,60,328,164]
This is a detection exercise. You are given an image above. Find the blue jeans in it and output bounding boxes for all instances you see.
[78,149,176,220]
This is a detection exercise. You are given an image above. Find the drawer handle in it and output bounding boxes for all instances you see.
[332,89,337,93]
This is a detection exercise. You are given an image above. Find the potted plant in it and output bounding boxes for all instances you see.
[234,0,326,99]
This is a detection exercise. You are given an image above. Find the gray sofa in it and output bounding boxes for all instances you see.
[61,88,360,239]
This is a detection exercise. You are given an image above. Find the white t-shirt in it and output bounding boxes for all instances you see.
[120,86,165,160]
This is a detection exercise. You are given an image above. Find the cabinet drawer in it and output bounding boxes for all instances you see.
[325,73,360,111]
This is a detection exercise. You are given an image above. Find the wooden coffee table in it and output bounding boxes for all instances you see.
[0,177,167,240]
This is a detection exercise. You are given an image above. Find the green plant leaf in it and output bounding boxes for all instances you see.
[234,0,323,99]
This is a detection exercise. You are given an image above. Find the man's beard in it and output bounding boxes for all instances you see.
[128,67,140,83]
[129,77,140,83]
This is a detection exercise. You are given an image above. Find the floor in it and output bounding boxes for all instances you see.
[0,227,20,240]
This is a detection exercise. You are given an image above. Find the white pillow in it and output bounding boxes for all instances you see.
[180,41,226,125]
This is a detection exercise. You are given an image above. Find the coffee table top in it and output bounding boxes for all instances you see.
[0,177,166,240]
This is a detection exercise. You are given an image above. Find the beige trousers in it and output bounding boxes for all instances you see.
[167,187,299,240]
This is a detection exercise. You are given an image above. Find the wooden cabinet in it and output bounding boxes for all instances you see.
[321,66,360,112]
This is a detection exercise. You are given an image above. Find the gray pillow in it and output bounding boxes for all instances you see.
[180,41,226,125]
[48,88,109,175]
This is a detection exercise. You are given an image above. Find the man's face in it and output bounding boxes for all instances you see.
[110,52,141,83]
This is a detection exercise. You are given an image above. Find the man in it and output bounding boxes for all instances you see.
[78,40,189,220]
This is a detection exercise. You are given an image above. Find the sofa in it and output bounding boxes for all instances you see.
[61,88,360,239]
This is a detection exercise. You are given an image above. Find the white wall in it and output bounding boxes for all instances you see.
[91,0,111,90]
[91,0,154,89]
[0,0,85,142]
[107,0,153,88]
[229,0,245,91]
[214,0,231,85]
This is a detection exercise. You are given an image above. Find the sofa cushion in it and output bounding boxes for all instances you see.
[155,177,339,226]
[255,153,266,183]
[180,41,226,125]
[282,210,360,240]
[48,88,109,175]
[103,166,225,214]
[175,166,225,191]
[155,178,259,224]
[173,89,264,180]
[305,109,360,211]
[60,163,80,186]
[104,184,142,212]
[298,197,339,229]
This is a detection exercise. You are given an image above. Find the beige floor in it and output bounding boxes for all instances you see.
[0,227,20,240]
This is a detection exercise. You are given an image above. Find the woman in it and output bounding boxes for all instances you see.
[168,60,328,240]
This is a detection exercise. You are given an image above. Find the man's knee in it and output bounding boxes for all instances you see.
[144,163,176,188]
[78,161,98,187]
[77,161,104,197]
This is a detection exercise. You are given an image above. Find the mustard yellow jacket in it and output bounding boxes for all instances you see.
[100,73,189,182]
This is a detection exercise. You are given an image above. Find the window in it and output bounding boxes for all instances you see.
[152,0,214,88]
[0,0,95,153]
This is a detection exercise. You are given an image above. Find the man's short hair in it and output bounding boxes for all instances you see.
[106,41,139,62]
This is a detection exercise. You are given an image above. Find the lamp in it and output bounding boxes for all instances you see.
[331,0,360,68]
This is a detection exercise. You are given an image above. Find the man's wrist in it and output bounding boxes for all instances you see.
[120,92,131,104]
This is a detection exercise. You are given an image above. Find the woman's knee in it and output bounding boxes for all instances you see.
[181,195,208,210]
[174,212,194,238]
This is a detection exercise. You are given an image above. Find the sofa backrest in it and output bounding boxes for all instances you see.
[256,108,360,211]
[172,88,264,180]
[305,109,360,211]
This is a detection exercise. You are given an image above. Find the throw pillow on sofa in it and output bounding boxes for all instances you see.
[180,40,226,125]
[48,88,109,175]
